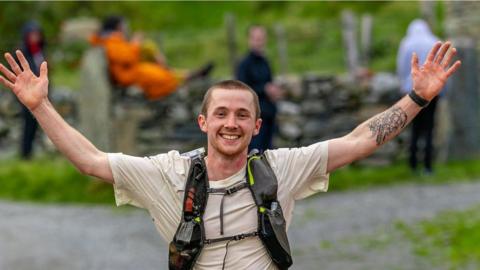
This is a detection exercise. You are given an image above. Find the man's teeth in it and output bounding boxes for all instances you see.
[222,135,239,140]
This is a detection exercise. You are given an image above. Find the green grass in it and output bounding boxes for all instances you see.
[0,156,114,204]
[158,1,425,77]
[1,1,444,91]
[41,1,436,90]
[51,64,81,91]
[330,158,480,192]
[171,1,438,74]
[1,155,480,204]
[398,205,480,269]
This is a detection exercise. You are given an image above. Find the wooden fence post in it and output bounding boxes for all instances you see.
[79,48,112,151]
[341,10,360,78]
[225,13,238,76]
[274,23,289,75]
[360,14,373,66]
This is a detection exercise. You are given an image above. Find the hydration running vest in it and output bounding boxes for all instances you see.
[168,149,292,270]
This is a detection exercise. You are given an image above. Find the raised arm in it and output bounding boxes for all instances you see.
[0,50,114,183]
[327,41,461,173]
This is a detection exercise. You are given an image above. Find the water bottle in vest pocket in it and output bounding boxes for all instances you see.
[168,219,203,269]
[259,201,292,269]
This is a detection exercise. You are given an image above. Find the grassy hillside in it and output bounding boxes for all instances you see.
[0,1,443,89]
[155,1,430,76]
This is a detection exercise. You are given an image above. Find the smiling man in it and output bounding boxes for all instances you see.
[0,41,460,270]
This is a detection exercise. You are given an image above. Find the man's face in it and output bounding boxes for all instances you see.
[248,27,267,54]
[198,88,262,158]
[27,31,41,45]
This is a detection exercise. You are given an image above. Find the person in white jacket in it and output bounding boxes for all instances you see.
[397,19,443,174]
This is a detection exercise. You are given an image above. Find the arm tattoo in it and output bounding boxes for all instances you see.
[368,106,408,146]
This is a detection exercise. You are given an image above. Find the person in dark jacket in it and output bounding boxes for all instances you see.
[236,25,283,152]
[18,21,46,159]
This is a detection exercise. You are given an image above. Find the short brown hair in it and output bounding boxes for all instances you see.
[200,80,261,119]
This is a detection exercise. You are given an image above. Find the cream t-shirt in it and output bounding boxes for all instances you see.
[109,141,329,270]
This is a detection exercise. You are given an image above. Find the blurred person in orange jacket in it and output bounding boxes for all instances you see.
[90,16,213,100]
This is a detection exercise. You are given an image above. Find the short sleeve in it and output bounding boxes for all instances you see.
[265,141,329,200]
[108,152,186,209]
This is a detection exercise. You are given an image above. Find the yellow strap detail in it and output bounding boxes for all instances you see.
[247,156,261,186]
[194,217,201,223]
[259,206,266,213]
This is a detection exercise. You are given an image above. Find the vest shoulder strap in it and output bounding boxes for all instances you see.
[247,151,278,207]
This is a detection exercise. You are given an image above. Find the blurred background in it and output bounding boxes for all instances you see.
[1,1,480,270]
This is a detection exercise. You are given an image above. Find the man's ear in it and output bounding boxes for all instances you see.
[253,118,262,136]
[198,114,208,133]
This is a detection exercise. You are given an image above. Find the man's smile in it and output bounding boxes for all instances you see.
[220,134,241,140]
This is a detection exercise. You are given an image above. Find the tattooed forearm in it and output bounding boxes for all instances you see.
[368,106,408,145]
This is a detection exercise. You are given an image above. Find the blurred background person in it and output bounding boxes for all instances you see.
[90,16,213,101]
[236,25,283,152]
[18,21,46,159]
[397,19,442,175]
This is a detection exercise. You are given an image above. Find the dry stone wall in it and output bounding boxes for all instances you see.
[0,72,409,166]
[444,1,480,159]
[112,73,408,165]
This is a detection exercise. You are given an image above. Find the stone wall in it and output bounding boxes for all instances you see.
[0,71,410,165]
[274,73,407,166]
[0,89,76,159]
[444,2,480,159]
[445,2,480,45]
[105,72,408,166]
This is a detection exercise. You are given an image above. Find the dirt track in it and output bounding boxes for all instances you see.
[1,181,480,270]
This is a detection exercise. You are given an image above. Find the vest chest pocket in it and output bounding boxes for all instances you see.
[169,219,203,270]
[259,201,292,269]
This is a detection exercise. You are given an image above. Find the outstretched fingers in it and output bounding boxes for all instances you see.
[442,48,457,69]
[425,41,442,64]
[0,63,16,83]
[0,75,15,90]
[39,61,48,79]
[4,53,22,75]
[16,50,31,72]
[434,41,451,64]
[446,60,462,78]
[411,52,419,73]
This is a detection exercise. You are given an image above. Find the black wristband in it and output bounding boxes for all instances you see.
[408,91,430,108]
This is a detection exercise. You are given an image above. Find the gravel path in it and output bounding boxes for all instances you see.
[1,181,480,270]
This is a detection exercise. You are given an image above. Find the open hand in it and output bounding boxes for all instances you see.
[411,41,461,101]
[0,50,49,111]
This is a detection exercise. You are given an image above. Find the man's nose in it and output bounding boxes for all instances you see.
[224,115,238,128]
